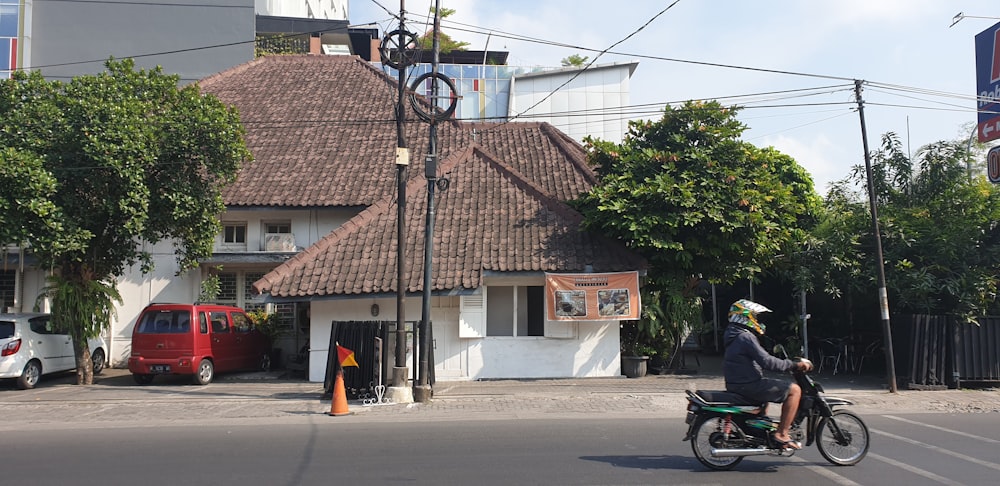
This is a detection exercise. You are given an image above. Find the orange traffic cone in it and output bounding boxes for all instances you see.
[327,370,352,416]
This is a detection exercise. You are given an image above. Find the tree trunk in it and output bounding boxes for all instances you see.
[74,339,94,385]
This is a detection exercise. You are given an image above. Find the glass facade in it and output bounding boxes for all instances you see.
[0,1,17,79]
[378,63,550,122]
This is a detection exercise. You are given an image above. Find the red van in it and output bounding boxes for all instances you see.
[128,303,270,385]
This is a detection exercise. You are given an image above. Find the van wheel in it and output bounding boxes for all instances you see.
[91,348,106,375]
[133,373,154,385]
[17,360,42,389]
[194,359,214,385]
[260,353,272,372]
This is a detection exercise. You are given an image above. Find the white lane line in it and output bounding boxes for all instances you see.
[871,428,1000,472]
[870,452,965,486]
[882,415,1000,444]
[789,455,863,485]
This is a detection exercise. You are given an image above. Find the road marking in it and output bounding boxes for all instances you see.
[882,415,1000,444]
[871,428,1000,472]
[789,456,862,485]
[870,452,965,486]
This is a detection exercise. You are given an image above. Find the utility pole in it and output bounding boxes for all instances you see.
[414,0,444,403]
[386,1,413,404]
[854,79,898,393]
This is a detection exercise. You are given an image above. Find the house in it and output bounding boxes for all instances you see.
[196,54,646,381]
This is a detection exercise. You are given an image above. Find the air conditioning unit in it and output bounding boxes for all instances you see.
[263,233,296,252]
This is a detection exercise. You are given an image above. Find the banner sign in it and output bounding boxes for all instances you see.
[545,271,641,321]
[975,20,1000,143]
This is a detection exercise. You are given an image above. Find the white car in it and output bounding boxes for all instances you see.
[0,313,107,389]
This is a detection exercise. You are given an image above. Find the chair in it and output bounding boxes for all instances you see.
[854,339,883,375]
[817,338,846,375]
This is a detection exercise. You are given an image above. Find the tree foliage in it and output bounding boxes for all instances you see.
[820,133,1000,323]
[573,101,821,359]
[574,100,821,289]
[417,7,471,53]
[561,54,589,67]
[0,59,251,382]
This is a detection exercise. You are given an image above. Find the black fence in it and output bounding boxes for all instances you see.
[894,314,1000,389]
[322,320,435,399]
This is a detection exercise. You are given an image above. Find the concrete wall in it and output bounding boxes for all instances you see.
[26,0,255,84]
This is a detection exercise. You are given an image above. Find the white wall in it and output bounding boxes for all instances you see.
[307,295,624,382]
[510,62,636,144]
[110,240,200,365]
[473,322,621,379]
[256,0,347,20]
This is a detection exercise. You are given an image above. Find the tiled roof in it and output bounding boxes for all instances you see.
[253,144,647,297]
[198,55,645,297]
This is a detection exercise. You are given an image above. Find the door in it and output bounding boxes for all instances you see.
[432,307,465,379]
[28,316,74,372]
[208,310,237,372]
[231,311,265,370]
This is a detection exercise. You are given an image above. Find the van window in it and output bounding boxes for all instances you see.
[209,311,230,334]
[199,312,208,334]
[232,313,251,333]
[137,311,193,334]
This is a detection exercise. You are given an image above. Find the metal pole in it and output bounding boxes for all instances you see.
[414,0,442,403]
[855,79,898,393]
[391,1,410,391]
[800,290,809,359]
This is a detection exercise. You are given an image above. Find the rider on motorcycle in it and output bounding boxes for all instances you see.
[722,299,813,449]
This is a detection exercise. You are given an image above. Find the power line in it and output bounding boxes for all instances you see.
[491,0,684,131]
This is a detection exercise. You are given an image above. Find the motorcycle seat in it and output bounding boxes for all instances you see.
[695,390,763,406]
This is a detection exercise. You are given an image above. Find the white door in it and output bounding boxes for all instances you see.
[431,307,464,379]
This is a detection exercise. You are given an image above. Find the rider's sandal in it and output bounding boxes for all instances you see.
[771,433,802,450]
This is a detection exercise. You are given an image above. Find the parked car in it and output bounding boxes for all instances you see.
[127,303,270,385]
[0,312,108,389]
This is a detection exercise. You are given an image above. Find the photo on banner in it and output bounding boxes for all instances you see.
[545,271,641,321]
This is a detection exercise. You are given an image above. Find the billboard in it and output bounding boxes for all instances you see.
[545,271,641,321]
[976,21,1000,143]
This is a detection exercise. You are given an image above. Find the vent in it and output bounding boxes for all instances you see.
[263,233,295,252]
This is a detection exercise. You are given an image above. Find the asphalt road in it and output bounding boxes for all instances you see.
[7,413,1000,485]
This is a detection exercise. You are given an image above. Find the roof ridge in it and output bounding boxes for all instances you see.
[539,123,597,186]
[465,144,584,225]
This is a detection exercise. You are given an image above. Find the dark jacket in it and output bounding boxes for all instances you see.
[723,324,796,385]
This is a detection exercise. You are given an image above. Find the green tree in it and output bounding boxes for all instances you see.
[826,133,1000,323]
[574,101,821,357]
[0,59,251,384]
[561,54,589,67]
[417,7,471,54]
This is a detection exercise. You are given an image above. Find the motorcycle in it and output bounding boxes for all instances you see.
[682,351,870,470]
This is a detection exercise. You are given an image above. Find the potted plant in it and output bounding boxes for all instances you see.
[247,310,286,367]
[620,320,652,378]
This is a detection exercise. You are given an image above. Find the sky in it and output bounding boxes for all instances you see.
[348,0,999,193]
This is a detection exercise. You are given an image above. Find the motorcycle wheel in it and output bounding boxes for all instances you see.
[690,416,744,470]
[816,410,870,465]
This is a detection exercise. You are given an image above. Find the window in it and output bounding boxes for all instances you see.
[223,223,247,245]
[486,285,545,337]
[264,222,290,234]
[210,311,230,333]
[0,269,14,311]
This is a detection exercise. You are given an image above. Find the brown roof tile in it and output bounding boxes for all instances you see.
[198,55,645,298]
[253,144,646,297]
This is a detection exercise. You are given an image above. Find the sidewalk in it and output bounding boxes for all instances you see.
[1,354,998,430]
